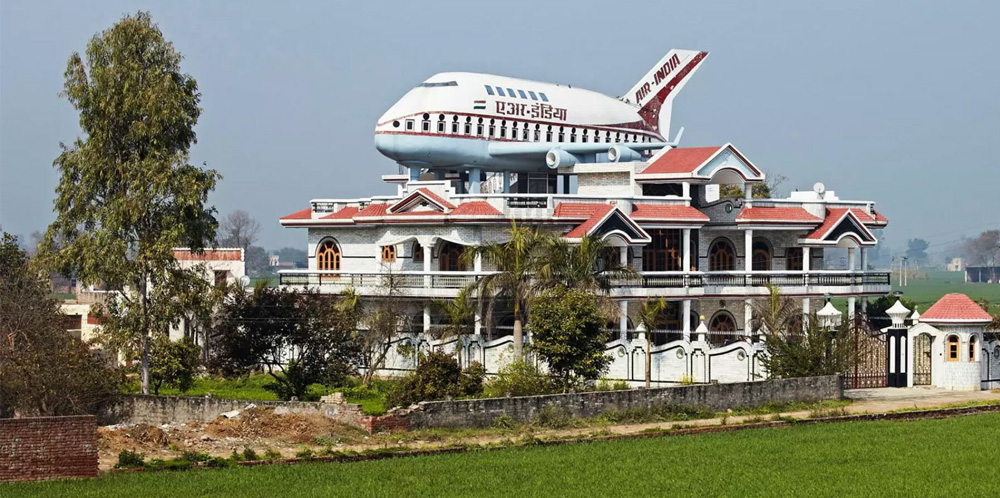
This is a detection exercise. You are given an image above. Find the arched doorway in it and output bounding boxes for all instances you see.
[438,241,466,271]
[913,333,932,385]
[709,239,736,271]
[708,311,739,346]
[752,239,771,271]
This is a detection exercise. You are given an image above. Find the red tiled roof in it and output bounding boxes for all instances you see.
[847,208,888,226]
[640,146,720,175]
[631,204,709,223]
[564,204,615,238]
[174,249,243,261]
[281,207,312,220]
[355,203,389,217]
[321,206,360,221]
[736,206,822,224]
[806,208,850,240]
[450,201,503,217]
[553,202,608,219]
[921,294,993,323]
[873,210,888,223]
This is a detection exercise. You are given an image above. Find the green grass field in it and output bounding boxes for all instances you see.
[892,270,1000,312]
[8,412,999,497]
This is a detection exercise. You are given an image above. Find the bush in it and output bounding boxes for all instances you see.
[595,378,630,391]
[242,447,259,461]
[386,351,485,408]
[115,450,145,469]
[295,447,315,459]
[263,448,283,460]
[149,337,201,395]
[529,286,612,387]
[483,360,557,398]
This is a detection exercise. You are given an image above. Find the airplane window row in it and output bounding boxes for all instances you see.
[392,113,651,144]
[484,85,547,102]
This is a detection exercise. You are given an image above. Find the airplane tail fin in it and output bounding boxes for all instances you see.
[626,49,709,136]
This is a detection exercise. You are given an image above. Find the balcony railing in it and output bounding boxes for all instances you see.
[279,270,891,292]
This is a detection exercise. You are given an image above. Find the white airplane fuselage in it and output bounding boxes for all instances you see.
[374,50,707,173]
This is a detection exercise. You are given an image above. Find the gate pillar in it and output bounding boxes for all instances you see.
[887,327,908,387]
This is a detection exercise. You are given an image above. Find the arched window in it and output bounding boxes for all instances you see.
[317,239,341,271]
[488,119,496,137]
[947,335,959,361]
[452,115,459,133]
[752,240,771,271]
[709,239,736,272]
[412,242,424,263]
[709,311,739,346]
[786,247,803,271]
[437,114,445,133]
[465,116,472,135]
[422,113,430,132]
[381,245,396,263]
[438,242,465,271]
[969,335,977,361]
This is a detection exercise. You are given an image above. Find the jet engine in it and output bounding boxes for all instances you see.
[545,149,580,169]
[607,145,642,163]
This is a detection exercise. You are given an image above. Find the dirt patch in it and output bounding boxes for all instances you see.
[204,407,361,444]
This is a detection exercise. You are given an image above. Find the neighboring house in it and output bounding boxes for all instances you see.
[58,248,246,345]
[965,266,1000,283]
[946,257,963,272]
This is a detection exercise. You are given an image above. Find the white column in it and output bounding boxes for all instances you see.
[474,307,482,338]
[502,171,510,193]
[682,182,691,206]
[860,247,868,271]
[474,253,482,273]
[744,229,753,272]
[682,300,692,342]
[423,304,431,335]
[619,300,629,342]
[423,242,433,288]
[744,299,752,338]
[848,296,856,319]
[469,167,481,194]
[847,247,856,271]
[802,297,811,329]
[619,246,628,266]
[682,228,692,273]
[862,296,868,313]
[744,182,753,207]
[802,247,811,272]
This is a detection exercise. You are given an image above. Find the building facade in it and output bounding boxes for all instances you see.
[279,144,892,384]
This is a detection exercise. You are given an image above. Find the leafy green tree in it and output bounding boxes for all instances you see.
[467,221,550,357]
[210,283,360,400]
[148,337,201,395]
[529,286,611,388]
[635,298,666,388]
[906,238,930,266]
[864,294,918,329]
[386,351,485,408]
[39,12,219,394]
[1,233,121,417]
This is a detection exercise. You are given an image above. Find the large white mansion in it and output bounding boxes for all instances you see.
[277,143,899,384]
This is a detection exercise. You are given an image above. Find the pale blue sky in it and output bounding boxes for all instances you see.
[2,0,998,256]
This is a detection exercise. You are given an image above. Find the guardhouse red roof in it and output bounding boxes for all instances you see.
[920,294,993,324]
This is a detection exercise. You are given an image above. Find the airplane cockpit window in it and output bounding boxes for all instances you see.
[419,81,458,87]
[539,92,549,102]
[528,91,538,101]
[485,85,495,95]
[517,90,527,99]
[496,87,506,97]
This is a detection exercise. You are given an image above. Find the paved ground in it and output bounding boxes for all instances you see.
[843,387,1000,413]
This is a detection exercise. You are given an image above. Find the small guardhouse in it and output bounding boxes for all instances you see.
[906,294,997,390]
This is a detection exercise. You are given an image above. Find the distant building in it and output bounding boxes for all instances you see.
[965,266,999,283]
[947,257,964,272]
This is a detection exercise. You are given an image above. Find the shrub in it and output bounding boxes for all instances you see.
[595,378,630,391]
[529,286,611,387]
[492,414,517,430]
[386,351,485,408]
[115,450,145,469]
[534,405,576,429]
[180,450,211,463]
[263,448,283,460]
[149,336,201,395]
[295,447,315,459]
[483,360,557,398]
[242,447,259,461]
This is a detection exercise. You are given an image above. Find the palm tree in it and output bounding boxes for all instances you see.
[465,220,549,357]
[431,287,476,367]
[539,234,639,293]
[636,298,666,388]
[750,285,799,337]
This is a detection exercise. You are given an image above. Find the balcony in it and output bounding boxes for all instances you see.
[278,270,891,298]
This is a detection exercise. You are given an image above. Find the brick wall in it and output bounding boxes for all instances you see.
[392,375,842,430]
[0,415,98,483]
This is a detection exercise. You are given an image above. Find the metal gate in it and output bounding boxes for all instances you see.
[913,334,932,386]
[842,320,888,389]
